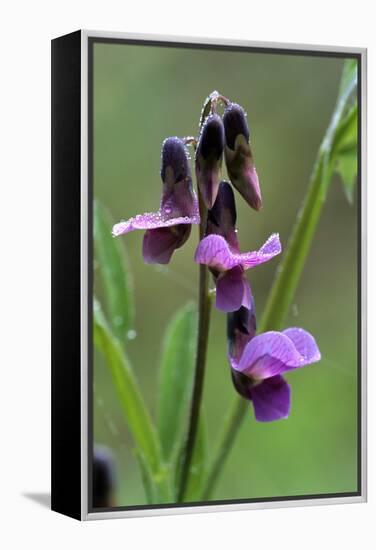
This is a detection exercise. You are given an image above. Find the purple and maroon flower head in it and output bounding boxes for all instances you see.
[112,137,200,264]
[195,113,225,209]
[93,446,116,508]
[223,103,262,211]
[195,181,281,312]
[228,305,321,422]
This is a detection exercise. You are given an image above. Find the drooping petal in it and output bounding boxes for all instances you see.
[216,267,251,312]
[194,233,281,272]
[238,233,281,269]
[195,114,225,209]
[235,331,308,378]
[249,376,291,422]
[223,103,262,211]
[142,225,191,264]
[282,328,321,365]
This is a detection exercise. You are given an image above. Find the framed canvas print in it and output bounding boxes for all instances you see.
[51,30,367,520]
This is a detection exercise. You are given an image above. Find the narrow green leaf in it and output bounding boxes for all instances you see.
[184,414,208,502]
[338,59,358,98]
[134,449,157,504]
[157,303,198,463]
[336,148,357,203]
[94,201,134,343]
[93,301,160,470]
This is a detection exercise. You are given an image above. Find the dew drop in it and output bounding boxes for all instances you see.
[127,329,137,340]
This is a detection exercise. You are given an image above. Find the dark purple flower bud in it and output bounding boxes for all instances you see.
[195,114,225,209]
[223,103,262,211]
[93,446,116,508]
[227,301,256,362]
[207,181,238,251]
[161,137,191,186]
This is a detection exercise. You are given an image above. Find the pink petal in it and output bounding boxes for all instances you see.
[250,376,291,422]
[194,235,237,272]
[237,233,281,269]
[282,328,321,365]
[216,267,251,312]
[194,233,281,272]
[236,331,306,378]
[112,209,200,237]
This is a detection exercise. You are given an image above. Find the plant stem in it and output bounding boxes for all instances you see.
[202,398,248,500]
[177,192,212,501]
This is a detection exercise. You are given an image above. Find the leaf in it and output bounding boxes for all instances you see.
[332,103,358,203]
[157,303,198,463]
[184,414,208,502]
[336,148,357,203]
[94,201,134,344]
[134,449,158,504]
[338,59,358,98]
[93,300,172,501]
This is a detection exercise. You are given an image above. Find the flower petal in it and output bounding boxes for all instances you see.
[194,234,237,271]
[282,327,321,365]
[142,225,191,264]
[250,376,291,422]
[236,233,281,269]
[235,331,306,378]
[113,209,200,237]
[216,267,251,312]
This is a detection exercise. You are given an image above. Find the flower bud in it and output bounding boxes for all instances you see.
[223,103,262,211]
[207,181,238,251]
[227,301,256,363]
[93,446,116,508]
[159,137,196,219]
[195,113,225,209]
[161,137,190,186]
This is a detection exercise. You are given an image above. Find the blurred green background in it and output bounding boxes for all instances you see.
[93,42,358,506]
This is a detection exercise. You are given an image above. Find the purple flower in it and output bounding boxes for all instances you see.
[223,103,262,211]
[195,113,225,209]
[112,137,200,264]
[228,306,321,421]
[194,182,281,312]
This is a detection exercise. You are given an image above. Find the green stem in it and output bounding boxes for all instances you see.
[201,64,358,499]
[177,191,212,501]
[202,399,248,500]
